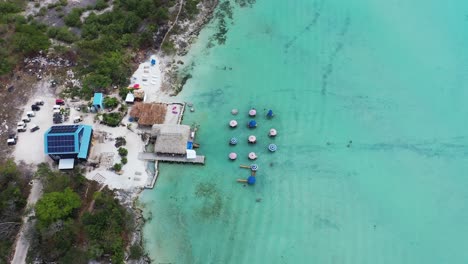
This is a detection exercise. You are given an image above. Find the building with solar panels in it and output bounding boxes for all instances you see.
[44,125,93,169]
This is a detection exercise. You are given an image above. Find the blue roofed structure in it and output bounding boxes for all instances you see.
[44,125,93,162]
[92,93,104,111]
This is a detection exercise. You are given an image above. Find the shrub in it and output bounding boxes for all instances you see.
[103,96,119,108]
[113,163,122,171]
[64,8,83,27]
[118,147,128,157]
[102,112,122,127]
[129,244,144,260]
[95,0,109,10]
[121,157,127,164]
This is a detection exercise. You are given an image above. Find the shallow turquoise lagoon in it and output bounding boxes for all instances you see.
[141,1,468,263]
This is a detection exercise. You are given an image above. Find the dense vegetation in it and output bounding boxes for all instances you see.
[63,0,176,99]
[28,164,134,263]
[0,0,50,76]
[0,160,30,264]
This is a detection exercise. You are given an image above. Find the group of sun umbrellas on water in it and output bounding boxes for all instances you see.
[228,108,277,185]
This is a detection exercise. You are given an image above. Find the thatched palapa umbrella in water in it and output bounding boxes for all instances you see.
[248,135,257,144]
[249,108,257,117]
[269,128,277,137]
[229,120,238,128]
[248,152,257,160]
[229,152,237,160]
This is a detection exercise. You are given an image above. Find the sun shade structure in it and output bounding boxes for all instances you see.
[231,109,238,115]
[248,120,257,128]
[129,103,167,126]
[248,135,257,143]
[44,125,93,162]
[247,176,256,185]
[249,109,257,117]
[250,164,258,171]
[230,137,238,145]
[268,143,277,152]
[267,109,274,118]
[248,152,257,160]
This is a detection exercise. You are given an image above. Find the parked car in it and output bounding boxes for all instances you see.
[26,111,35,117]
[55,99,65,105]
[7,133,17,145]
[21,116,31,123]
[17,121,26,127]
[17,124,26,132]
[30,124,40,132]
[53,105,61,110]
[34,99,44,105]
[73,116,83,123]
[31,105,40,111]
[53,113,63,124]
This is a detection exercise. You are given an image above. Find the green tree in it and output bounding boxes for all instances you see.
[35,188,81,226]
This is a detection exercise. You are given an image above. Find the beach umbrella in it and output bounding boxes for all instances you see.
[250,164,258,171]
[268,143,277,152]
[231,109,238,115]
[248,120,257,128]
[249,109,257,117]
[229,152,237,160]
[248,135,257,143]
[229,120,238,128]
[248,152,257,160]
[269,128,277,137]
[247,176,256,185]
[230,137,238,145]
[267,109,274,118]
[133,84,140,89]
[151,59,156,66]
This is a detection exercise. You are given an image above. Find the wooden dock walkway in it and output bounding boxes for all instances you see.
[138,152,205,164]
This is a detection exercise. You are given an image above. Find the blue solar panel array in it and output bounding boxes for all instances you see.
[47,135,75,153]
[48,125,79,134]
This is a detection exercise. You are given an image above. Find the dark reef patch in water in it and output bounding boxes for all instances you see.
[195,182,224,219]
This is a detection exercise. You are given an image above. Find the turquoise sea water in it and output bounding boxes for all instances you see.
[141,1,468,263]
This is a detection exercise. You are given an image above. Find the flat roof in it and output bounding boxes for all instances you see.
[93,93,103,105]
[58,159,75,169]
[77,125,92,159]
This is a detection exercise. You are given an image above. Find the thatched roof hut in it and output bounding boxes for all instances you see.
[129,103,166,126]
[152,124,191,155]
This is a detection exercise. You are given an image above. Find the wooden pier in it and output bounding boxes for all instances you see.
[138,152,205,164]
